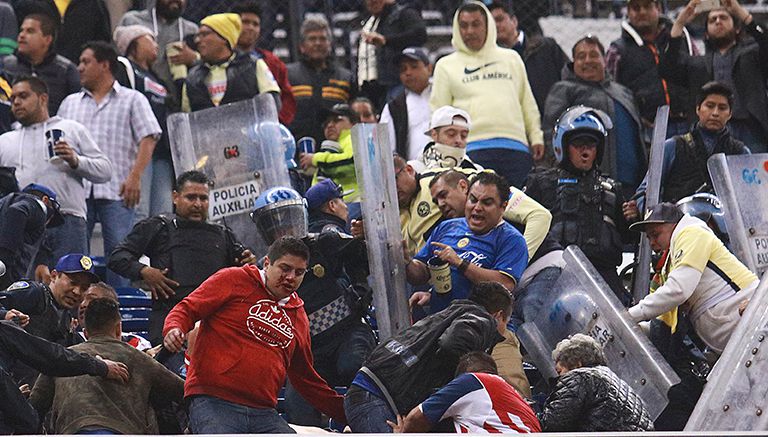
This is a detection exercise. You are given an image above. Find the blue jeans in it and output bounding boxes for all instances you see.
[188,395,296,434]
[467,148,533,189]
[509,266,563,331]
[344,385,396,433]
[86,199,135,287]
[134,156,174,223]
[45,214,88,267]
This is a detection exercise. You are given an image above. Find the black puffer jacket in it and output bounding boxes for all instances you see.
[540,365,654,432]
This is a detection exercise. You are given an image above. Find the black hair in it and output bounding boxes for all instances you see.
[487,1,515,17]
[81,41,119,76]
[697,81,734,109]
[458,2,488,25]
[12,75,48,96]
[267,235,310,262]
[572,34,605,58]
[175,170,212,191]
[468,171,510,204]
[231,0,262,18]
[456,351,498,376]
[469,281,513,317]
[84,298,121,335]
[429,170,469,190]
[24,13,57,40]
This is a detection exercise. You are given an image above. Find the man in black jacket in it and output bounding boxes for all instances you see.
[108,170,254,344]
[660,0,768,152]
[356,0,427,110]
[0,319,128,435]
[606,0,696,138]
[0,13,79,114]
[343,281,509,433]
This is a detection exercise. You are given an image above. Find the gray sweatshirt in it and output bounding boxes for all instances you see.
[0,116,112,218]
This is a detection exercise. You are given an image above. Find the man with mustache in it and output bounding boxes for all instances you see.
[163,235,346,433]
[526,106,632,305]
[108,170,254,345]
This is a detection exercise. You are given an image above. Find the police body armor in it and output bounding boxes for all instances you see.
[551,168,623,269]
[148,217,234,342]
[300,229,371,346]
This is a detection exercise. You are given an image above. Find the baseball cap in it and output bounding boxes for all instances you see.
[425,106,472,134]
[305,179,353,210]
[629,203,684,232]
[319,103,359,126]
[396,47,430,65]
[22,183,64,227]
[54,253,100,282]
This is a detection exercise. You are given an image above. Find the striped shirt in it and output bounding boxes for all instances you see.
[59,81,161,201]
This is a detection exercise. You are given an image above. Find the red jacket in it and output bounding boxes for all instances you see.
[257,48,296,125]
[163,265,345,422]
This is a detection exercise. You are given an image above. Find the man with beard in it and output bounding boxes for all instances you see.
[606,0,697,137]
[660,0,768,152]
[119,0,199,109]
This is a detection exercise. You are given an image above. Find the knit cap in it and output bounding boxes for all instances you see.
[200,13,242,49]
[113,25,154,56]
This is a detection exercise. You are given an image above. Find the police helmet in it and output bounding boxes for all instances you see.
[676,193,728,240]
[279,124,297,169]
[251,187,308,244]
[552,106,613,167]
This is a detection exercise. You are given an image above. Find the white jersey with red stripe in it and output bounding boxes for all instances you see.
[419,372,541,433]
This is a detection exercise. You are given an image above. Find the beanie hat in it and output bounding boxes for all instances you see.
[113,25,155,56]
[200,13,242,50]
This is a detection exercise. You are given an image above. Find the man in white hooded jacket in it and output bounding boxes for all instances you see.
[0,76,111,269]
[430,1,543,189]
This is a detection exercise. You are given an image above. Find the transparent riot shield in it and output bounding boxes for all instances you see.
[632,105,669,302]
[685,274,768,431]
[708,153,768,276]
[518,245,680,419]
[168,96,291,254]
[351,123,410,340]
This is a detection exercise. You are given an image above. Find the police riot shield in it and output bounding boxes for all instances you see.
[708,153,768,276]
[685,274,768,431]
[351,123,410,340]
[168,96,291,254]
[632,105,669,302]
[518,245,680,420]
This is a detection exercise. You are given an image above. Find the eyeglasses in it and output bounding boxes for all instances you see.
[195,29,215,39]
[394,166,406,179]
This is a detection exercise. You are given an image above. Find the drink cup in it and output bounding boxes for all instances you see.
[45,129,65,162]
[427,256,452,294]
[166,42,188,80]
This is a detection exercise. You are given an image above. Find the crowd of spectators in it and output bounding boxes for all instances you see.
[0,0,766,434]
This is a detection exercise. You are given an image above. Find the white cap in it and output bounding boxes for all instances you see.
[426,106,472,134]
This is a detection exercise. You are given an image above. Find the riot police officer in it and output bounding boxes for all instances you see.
[250,182,376,427]
[108,170,255,344]
[525,106,631,305]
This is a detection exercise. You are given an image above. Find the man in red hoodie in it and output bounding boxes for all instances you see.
[163,235,345,433]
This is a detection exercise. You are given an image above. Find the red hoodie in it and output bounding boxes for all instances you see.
[163,264,345,422]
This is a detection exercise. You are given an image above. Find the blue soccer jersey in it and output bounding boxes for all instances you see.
[414,218,527,313]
